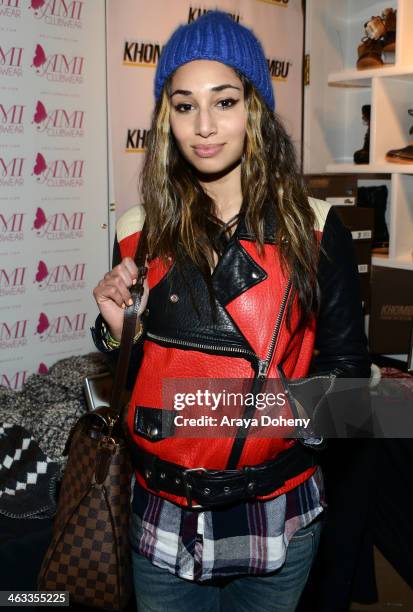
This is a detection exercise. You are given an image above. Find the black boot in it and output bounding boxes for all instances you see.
[357,185,389,251]
[354,105,371,164]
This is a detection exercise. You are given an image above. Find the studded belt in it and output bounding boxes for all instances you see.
[127,442,316,509]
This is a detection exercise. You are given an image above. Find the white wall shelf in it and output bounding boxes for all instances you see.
[328,65,413,87]
[304,0,413,271]
[372,254,413,270]
[326,163,413,174]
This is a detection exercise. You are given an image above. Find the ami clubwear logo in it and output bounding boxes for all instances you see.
[0,212,25,242]
[34,260,86,291]
[0,0,21,18]
[267,57,291,80]
[32,153,84,187]
[32,206,85,240]
[126,128,148,152]
[0,156,24,187]
[35,311,86,342]
[32,43,84,84]
[0,265,26,296]
[187,8,241,23]
[32,100,84,137]
[0,370,28,391]
[0,318,28,349]
[0,45,23,77]
[29,0,83,28]
[0,103,25,135]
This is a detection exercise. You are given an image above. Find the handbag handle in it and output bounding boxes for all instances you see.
[109,222,148,417]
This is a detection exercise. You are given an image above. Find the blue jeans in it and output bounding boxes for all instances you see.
[131,518,322,612]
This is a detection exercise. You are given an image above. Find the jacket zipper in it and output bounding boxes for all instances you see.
[146,277,292,380]
[146,332,257,360]
[257,278,292,379]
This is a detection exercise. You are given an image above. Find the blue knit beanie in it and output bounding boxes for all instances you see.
[155,11,275,111]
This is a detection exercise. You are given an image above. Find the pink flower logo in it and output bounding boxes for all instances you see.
[35,260,48,283]
[33,207,47,230]
[38,362,49,374]
[32,44,46,69]
[36,312,49,335]
[31,0,46,9]
[33,153,47,176]
[33,101,47,125]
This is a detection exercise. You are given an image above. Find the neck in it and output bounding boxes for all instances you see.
[198,161,243,223]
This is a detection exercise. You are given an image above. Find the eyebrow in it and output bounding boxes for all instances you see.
[170,84,241,97]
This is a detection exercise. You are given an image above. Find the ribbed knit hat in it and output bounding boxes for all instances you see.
[155,11,275,111]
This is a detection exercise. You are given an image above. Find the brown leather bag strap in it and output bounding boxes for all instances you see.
[110,222,148,416]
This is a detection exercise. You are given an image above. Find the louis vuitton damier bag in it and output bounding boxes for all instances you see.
[38,229,147,611]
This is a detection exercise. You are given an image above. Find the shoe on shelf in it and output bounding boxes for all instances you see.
[357,185,389,252]
[364,15,386,41]
[381,8,396,53]
[354,104,371,164]
[357,38,383,70]
[362,8,396,66]
[386,109,413,164]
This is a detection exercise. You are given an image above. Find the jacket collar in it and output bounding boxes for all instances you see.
[235,204,277,244]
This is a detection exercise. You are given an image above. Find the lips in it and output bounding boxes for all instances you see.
[193,144,224,158]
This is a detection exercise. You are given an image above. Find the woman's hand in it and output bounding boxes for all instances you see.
[93,257,149,341]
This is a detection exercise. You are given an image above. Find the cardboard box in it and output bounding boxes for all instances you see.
[353,242,372,313]
[369,267,413,354]
[304,174,357,201]
[333,206,375,243]
[331,206,375,313]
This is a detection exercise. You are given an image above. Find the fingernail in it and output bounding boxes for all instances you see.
[127,298,133,306]
[121,303,126,309]
[132,278,137,285]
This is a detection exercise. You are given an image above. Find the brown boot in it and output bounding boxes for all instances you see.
[357,38,383,70]
[382,8,396,53]
[386,109,413,164]
[364,15,386,41]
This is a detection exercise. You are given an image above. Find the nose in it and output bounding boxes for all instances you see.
[195,107,217,138]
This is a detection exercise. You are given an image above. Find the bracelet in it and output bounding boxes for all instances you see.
[102,321,143,350]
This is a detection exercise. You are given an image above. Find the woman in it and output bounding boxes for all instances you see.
[92,11,370,611]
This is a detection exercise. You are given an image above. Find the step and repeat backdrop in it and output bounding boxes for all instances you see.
[0,0,109,390]
[106,0,304,219]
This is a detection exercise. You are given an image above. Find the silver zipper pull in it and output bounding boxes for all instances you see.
[258,360,269,378]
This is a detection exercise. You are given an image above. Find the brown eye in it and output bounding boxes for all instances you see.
[174,103,193,113]
[217,98,238,109]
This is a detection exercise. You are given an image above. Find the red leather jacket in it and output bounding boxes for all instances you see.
[92,198,371,507]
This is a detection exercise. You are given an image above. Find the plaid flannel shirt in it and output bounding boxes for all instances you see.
[129,467,325,582]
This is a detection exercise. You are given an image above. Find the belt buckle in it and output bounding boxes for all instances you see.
[182,467,207,509]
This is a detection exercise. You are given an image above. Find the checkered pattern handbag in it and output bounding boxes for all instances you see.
[38,230,148,611]
[37,410,133,610]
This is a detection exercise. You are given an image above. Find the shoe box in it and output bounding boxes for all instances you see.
[332,206,374,314]
[305,175,373,311]
[305,173,357,204]
[368,266,413,354]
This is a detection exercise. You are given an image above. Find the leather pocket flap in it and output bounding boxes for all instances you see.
[134,406,175,442]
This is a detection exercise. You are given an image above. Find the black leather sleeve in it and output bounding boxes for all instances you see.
[90,234,144,391]
[309,207,371,378]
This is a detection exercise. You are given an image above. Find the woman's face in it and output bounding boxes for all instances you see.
[169,60,247,176]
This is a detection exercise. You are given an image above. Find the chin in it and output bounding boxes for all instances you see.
[190,156,241,177]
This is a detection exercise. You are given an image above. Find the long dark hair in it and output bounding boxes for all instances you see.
[140,72,320,326]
